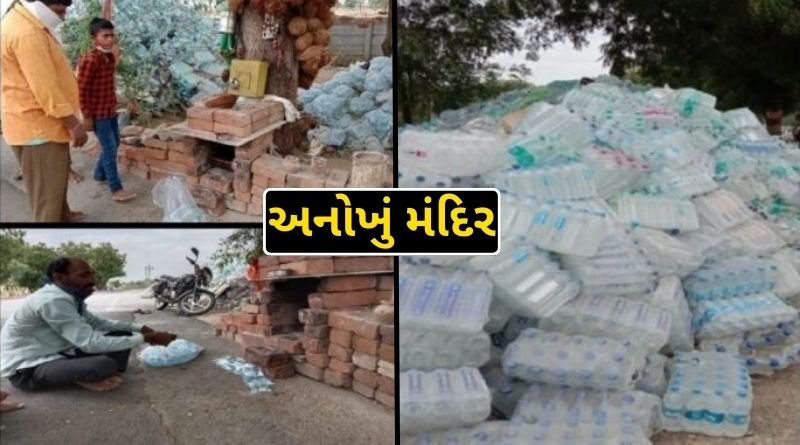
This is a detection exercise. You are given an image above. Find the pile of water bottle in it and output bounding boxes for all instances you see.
[399,76,800,444]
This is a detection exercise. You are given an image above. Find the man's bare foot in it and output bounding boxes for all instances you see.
[0,391,25,412]
[69,170,84,184]
[68,211,87,222]
[112,190,137,202]
[76,376,122,392]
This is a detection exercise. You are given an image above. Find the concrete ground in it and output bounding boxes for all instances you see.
[0,139,261,223]
[0,292,394,444]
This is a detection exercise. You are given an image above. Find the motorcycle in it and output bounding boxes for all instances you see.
[151,247,216,316]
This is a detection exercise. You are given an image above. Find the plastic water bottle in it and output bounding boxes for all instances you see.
[399,264,493,334]
[651,276,694,351]
[684,256,780,304]
[500,315,538,348]
[512,383,661,436]
[693,189,754,231]
[692,292,799,339]
[540,295,673,353]
[727,220,786,256]
[501,328,646,391]
[616,194,700,232]
[631,228,704,277]
[492,163,597,201]
[661,351,752,437]
[399,368,492,434]
[469,247,579,318]
[400,330,491,371]
[400,421,515,445]
[484,295,517,334]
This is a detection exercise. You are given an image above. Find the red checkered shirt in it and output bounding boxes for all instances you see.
[77,49,117,120]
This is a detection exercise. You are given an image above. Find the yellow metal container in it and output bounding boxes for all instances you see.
[227,59,269,98]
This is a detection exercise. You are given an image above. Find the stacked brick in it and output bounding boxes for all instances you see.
[187,101,284,139]
[118,133,209,183]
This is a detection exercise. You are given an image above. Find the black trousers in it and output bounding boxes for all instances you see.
[9,331,133,391]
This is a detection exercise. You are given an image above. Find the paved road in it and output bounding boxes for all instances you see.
[0,293,394,445]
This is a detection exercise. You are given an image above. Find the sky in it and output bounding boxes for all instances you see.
[491,30,609,85]
[22,229,237,281]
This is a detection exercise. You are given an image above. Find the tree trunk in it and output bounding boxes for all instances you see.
[381,3,392,57]
[237,7,304,154]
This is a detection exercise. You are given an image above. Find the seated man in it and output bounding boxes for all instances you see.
[0,257,176,391]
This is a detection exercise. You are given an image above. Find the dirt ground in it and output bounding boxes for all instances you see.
[653,365,800,445]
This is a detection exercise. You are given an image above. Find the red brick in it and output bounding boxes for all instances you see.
[375,391,394,409]
[304,324,330,339]
[328,358,355,375]
[329,329,353,348]
[298,309,329,325]
[328,343,352,362]
[167,137,198,154]
[148,159,195,176]
[295,362,325,381]
[325,169,349,188]
[379,344,394,363]
[191,186,224,209]
[250,194,263,205]
[353,336,379,356]
[258,312,300,327]
[353,369,379,388]
[380,325,394,346]
[187,106,216,121]
[269,333,305,355]
[233,313,257,325]
[242,304,262,314]
[352,381,376,399]
[213,120,257,138]
[188,118,215,132]
[352,352,377,371]
[307,290,379,310]
[333,257,393,273]
[328,310,382,339]
[246,202,263,217]
[377,375,394,396]
[319,275,377,292]
[302,337,329,354]
[262,362,295,379]
[235,132,273,160]
[251,155,286,186]
[142,136,168,149]
[305,352,330,368]
[281,259,334,276]
[142,147,167,160]
[377,274,394,291]
[244,346,291,367]
[214,108,259,126]
[200,167,234,194]
[225,196,248,213]
[324,369,352,388]
[235,331,269,349]
[251,174,270,189]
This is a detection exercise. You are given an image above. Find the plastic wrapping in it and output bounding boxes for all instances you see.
[138,339,203,368]
[152,176,210,222]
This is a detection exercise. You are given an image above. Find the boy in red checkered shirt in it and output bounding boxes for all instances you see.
[77,17,136,202]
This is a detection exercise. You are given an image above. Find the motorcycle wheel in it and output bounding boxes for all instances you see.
[177,289,216,316]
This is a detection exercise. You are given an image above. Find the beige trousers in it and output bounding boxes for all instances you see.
[11,142,70,222]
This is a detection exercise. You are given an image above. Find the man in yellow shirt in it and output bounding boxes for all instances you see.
[1,0,88,222]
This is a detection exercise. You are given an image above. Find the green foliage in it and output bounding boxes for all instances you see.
[0,232,127,290]
[60,0,102,65]
[58,242,127,289]
[211,229,263,272]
